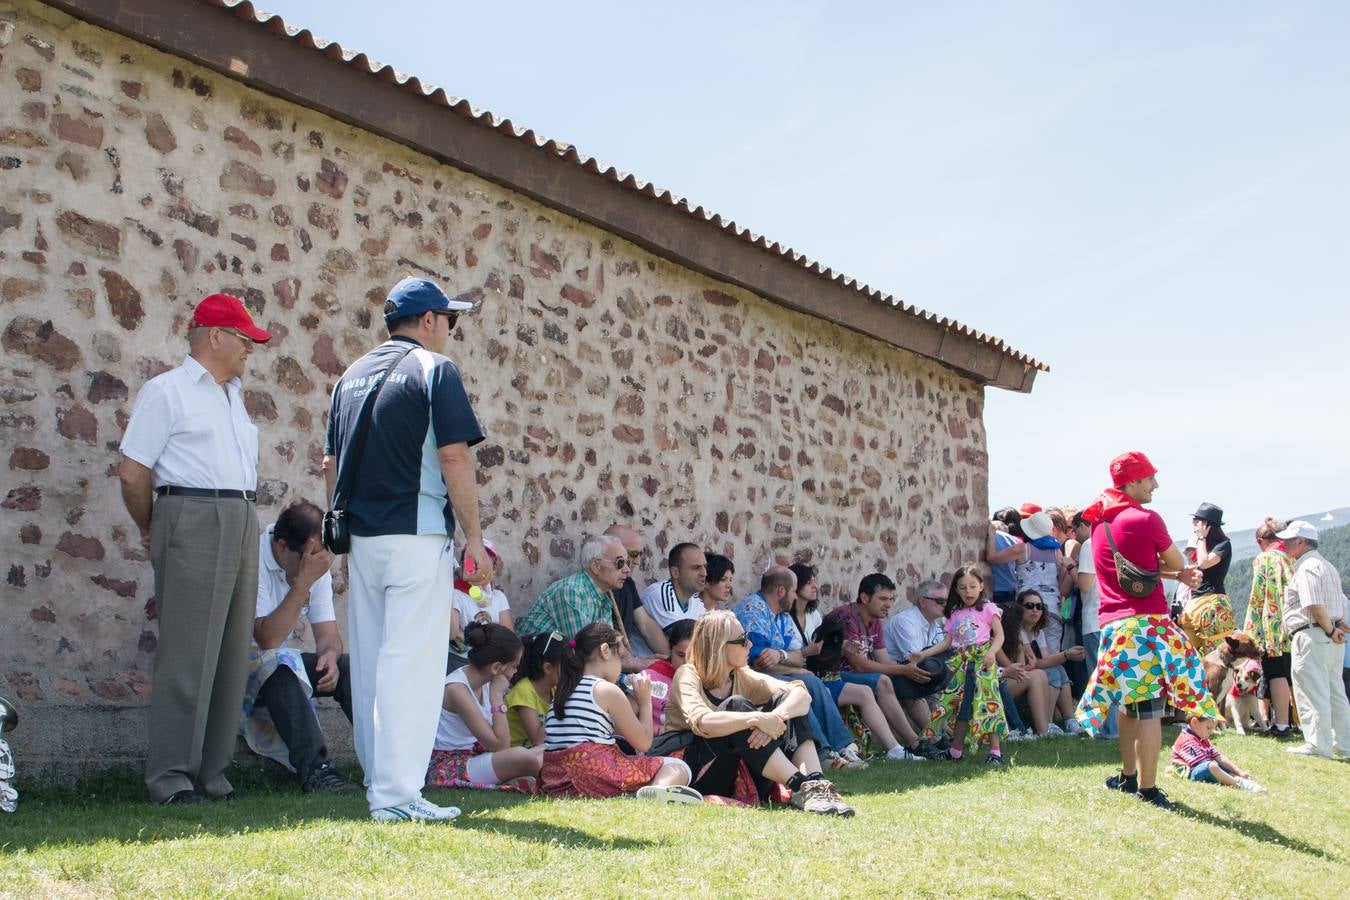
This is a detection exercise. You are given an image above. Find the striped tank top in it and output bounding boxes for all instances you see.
[543,674,615,749]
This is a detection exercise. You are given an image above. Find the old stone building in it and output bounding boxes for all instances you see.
[0,0,1043,772]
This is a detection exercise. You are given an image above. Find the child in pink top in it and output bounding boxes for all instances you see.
[645,620,695,733]
[914,566,1007,764]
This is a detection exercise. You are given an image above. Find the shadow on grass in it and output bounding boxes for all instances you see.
[453,811,656,851]
[1173,804,1343,863]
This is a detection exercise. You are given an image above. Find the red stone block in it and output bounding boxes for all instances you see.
[8,446,48,470]
[56,531,105,561]
[51,113,103,149]
[56,210,121,259]
[56,405,98,443]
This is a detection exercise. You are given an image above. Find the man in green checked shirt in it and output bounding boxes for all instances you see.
[518,534,654,670]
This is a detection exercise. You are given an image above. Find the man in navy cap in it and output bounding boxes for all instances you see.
[324,277,493,822]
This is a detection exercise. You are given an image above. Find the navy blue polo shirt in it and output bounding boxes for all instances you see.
[325,336,484,537]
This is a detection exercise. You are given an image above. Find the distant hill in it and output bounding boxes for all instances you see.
[1175,506,1350,560]
[1215,520,1350,629]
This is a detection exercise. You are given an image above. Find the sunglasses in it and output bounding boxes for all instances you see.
[431,310,460,328]
[1021,603,1045,611]
[606,556,632,569]
[726,635,750,647]
[923,595,946,603]
[541,631,565,656]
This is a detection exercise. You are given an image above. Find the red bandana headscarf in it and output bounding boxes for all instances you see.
[1082,451,1157,524]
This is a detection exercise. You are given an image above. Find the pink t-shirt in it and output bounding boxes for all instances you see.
[1093,507,1172,625]
[946,602,1000,650]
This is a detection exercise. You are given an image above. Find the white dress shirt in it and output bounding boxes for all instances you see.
[255,524,335,651]
[884,605,946,660]
[120,355,259,490]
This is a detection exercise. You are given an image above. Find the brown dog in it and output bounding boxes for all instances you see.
[1201,632,1262,722]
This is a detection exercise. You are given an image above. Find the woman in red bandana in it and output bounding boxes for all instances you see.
[1075,451,1219,810]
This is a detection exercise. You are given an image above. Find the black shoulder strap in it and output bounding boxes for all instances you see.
[1100,520,1120,555]
[331,342,417,508]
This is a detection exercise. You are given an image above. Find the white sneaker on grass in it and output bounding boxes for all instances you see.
[371,798,461,823]
[1234,777,1266,793]
[635,784,703,805]
[1286,744,1333,759]
[1065,719,1086,736]
[886,745,926,762]
[1045,723,1066,737]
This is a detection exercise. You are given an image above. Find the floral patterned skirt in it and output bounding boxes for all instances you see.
[426,745,533,793]
[539,742,664,799]
[927,642,1006,747]
[1178,593,1235,656]
[1075,614,1218,735]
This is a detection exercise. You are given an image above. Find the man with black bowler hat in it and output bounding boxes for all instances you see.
[118,293,272,805]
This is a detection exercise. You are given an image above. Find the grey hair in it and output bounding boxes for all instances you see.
[915,579,945,600]
[1305,538,1319,550]
[579,534,618,568]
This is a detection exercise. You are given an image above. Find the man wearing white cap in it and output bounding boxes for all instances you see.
[324,277,493,821]
[1279,520,1350,759]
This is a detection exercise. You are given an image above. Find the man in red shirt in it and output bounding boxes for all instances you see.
[1076,451,1217,810]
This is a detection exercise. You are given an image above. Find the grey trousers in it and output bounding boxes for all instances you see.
[145,494,258,802]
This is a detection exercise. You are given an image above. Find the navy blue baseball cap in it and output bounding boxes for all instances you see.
[384,277,474,322]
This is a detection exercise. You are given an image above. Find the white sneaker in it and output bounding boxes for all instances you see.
[1234,777,1266,793]
[1045,723,1066,737]
[1065,719,1085,736]
[1286,744,1333,759]
[371,797,461,823]
[886,745,926,762]
[840,745,870,769]
[636,784,703,805]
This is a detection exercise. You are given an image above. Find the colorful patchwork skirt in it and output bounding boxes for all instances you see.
[426,745,533,793]
[1075,614,1218,735]
[539,741,664,798]
[1178,593,1235,656]
[927,642,1007,747]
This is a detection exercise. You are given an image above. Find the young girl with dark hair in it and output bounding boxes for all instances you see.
[645,619,696,733]
[540,622,700,803]
[506,631,565,747]
[914,566,1007,764]
[427,623,542,792]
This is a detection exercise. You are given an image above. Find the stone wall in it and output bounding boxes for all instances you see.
[0,0,990,773]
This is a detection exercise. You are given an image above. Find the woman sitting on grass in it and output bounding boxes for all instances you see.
[915,566,1007,764]
[1012,589,1086,736]
[506,630,565,747]
[427,623,543,792]
[539,623,700,804]
[660,610,854,816]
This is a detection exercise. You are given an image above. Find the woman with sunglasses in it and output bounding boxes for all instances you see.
[1012,591,1085,735]
[661,611,854,816]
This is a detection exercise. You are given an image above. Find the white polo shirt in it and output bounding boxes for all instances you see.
[257,524,335,650]
[120,355,259,490]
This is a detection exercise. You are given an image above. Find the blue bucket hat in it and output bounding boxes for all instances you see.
[384,277,474,322]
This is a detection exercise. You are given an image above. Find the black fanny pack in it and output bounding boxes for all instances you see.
[1102,520,1161,598]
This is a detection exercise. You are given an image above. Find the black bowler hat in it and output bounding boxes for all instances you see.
[1193,502,1225,526]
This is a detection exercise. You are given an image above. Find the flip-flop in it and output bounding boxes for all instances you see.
[635,784,703,805]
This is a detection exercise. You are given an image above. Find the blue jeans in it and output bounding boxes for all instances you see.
[1083,631,1118,738]
[772,672,853,752]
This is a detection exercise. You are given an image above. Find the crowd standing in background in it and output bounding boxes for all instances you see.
[108,285,1350,823]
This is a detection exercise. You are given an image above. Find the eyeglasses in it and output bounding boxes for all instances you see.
[605,556,632,570]
[923,595,946,603]
[541,631,564,656]
[725,635,750,647]
[217,327,253,344]
[1021,603,1045,611]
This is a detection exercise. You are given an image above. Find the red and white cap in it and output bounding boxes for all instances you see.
[190,293,272,343]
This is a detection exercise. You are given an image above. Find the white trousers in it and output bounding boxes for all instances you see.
[348,533,454,811]
[1290,629,1350,756]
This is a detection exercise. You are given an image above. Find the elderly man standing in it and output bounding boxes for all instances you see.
[118,294,272,805]
[324,277,491,823]
[1279,520,1350,759]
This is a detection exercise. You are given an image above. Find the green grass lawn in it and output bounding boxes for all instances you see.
[2,729,1347,898]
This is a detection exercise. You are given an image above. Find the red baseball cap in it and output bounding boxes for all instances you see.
[190,293,272,343]
[1018,503,1043,517]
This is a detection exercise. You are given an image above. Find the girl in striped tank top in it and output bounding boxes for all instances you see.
[540,623,701,804]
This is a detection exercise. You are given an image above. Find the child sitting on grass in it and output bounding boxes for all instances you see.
[506,631,565,747]
[645,619,696,733]
[539,622,701,804]
[1170,714,1266,792]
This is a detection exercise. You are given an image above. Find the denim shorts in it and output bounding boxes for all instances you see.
[1188,761,1217,783]
[839,671,882,691]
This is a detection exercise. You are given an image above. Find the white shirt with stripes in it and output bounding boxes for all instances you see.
[1283,550,1348,633]
[543,675,615,749]
[639,579,706,630]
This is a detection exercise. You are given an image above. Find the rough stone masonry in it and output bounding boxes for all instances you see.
[0,0,997,772]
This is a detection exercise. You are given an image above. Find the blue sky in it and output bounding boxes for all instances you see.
[260,1,1350,538]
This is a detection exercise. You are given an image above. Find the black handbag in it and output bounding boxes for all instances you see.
[1101,520,1161,598]
[322,344,416,554]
